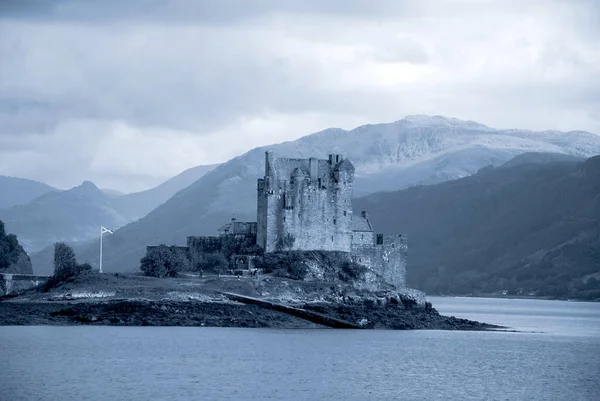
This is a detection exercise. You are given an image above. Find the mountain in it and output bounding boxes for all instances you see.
[112,164,218,221]
[0,176,58,209]
[353,155,600,300]
[0,219,33,274]
[1,164,217,265]
[30,115,600,276]
[501,152,583,168]
[0,181,129,253]
[102,189,126,198]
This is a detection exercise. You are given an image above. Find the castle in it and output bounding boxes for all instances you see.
[149,152,407,289]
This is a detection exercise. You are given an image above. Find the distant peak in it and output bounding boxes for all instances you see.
[400,115,490,130]
[79,180,98,189]
[68,180,104,197]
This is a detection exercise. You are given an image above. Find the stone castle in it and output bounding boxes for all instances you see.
[150,152,407,289]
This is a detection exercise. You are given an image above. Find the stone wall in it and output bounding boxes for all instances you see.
[351,234,407,290]
[187,236,222,254]
[0,273,48,296]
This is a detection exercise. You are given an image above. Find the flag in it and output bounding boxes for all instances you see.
[101,226,114,234]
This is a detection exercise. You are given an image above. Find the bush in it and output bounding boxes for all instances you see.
[196,252,228,274]
[254,251,308,280]
[140,245,189,278]
[43,242,92,291]
[339,261,366,282]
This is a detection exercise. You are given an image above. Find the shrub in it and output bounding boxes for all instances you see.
[43,242,92,291]
[140,245,189,278]
[197,252,228,274]
[254,251,308,280]
[338,261,366,282]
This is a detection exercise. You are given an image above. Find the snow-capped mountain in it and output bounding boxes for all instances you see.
[31,115,600,275]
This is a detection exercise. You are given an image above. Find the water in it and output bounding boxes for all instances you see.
[1,297,599,400]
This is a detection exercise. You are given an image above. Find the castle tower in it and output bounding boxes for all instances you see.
[257,152,355,253]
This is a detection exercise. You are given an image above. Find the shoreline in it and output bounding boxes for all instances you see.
[0,297,501,331]
[0,273,503,331]
[430,294,598,303]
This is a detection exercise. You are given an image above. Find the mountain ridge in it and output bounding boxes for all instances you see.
[353,155,600,299]
[29,115,600,276]
[0,176,58,209]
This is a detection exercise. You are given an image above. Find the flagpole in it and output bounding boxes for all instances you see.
[100,226,103,273]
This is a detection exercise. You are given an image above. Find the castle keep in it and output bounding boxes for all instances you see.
[257,152,354,253]
[149,152,407,289]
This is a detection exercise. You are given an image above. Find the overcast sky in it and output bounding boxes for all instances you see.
[1,0,599,192]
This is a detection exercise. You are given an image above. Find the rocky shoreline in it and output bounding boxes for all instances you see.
[0,298,499,330]
[0,273,502,330]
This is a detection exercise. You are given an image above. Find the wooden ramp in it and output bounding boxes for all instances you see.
[220,292,363,329]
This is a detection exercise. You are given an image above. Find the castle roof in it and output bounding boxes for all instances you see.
[334,158,355,173]
[352,214,373,232]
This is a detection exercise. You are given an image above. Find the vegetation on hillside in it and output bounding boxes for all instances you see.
[0,219,32,274]
[354,156,600,300]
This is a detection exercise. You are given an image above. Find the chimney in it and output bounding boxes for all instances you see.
[329,154,335,165]
[361,211,368,219]
[309,157,318,184]
[265,151,273,176]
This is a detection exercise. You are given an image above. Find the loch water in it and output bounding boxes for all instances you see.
[1,297,599,400]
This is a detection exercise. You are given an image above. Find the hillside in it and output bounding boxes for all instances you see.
[0,220,32,274]
[0,176,58,209]
[353,155,600,300]
[0,181,129,253]
[112,164,218,221]
[30,116,600,275]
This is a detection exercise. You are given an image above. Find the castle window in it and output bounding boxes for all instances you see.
[361,234,364,240]
[343,211,347,216]
[391,243,395,248]
[283,216,286,222]
[331,236,334,242]
[298,213,301,218]
[333,219,336,225]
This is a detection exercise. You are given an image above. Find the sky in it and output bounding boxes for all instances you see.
[1,0,599,193]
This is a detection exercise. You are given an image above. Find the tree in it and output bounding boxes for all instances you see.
[0,219,32,274]
[140,245,188,278]
[43,242,92,291]
[53,242,78,280]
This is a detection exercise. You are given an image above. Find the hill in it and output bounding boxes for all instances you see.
[0,181,129,253]
[0,176,58,209]
[111,164,218,221]
[29,115,600,276]
[353,155,600,300]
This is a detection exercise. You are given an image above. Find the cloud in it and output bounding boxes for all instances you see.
[0,0,598,192]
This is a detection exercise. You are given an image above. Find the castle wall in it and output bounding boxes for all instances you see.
[282,175,353,252]
[187,236,222,253]
[257,179,268,249]
[351,234,407,290]
[352,230,374,246]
